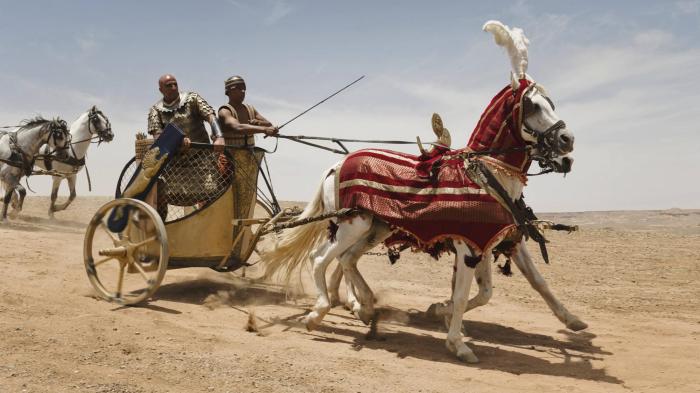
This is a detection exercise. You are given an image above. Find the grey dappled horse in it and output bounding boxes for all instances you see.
[34,106,114,218]
[0,117,70,220]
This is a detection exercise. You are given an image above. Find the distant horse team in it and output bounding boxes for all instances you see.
[0,106,113,221]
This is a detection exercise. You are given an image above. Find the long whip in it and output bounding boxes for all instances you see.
[276,75,365,130]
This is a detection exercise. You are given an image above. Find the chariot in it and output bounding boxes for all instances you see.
[82,132,300,305]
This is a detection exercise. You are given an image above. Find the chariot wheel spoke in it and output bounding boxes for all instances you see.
[98,221,119,244]
[115,263,126,297]
[130,261,152,284]
[130,235,157,249]
[93,256,117,267]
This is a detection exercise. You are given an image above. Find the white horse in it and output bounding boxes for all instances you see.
[0,117,70,220]
[262,21,584,363]
[34,106,113,218]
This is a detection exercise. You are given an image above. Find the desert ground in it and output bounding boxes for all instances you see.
[1,196,699,393]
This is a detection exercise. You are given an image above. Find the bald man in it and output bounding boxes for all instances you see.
[147,74,224,151]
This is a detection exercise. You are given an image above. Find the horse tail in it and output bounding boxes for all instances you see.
[262,167,335,284]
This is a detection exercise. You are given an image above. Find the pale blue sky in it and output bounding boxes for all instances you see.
[1,1,698,211]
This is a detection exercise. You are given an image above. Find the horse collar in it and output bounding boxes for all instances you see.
[8,132,34,176]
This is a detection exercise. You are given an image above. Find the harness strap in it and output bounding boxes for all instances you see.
[53,154,86,167]
[7,132,35,176]
[466,159,550,263]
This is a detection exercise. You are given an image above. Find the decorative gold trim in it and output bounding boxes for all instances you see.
[386,221,518,255]
[339,178,487,196]
[475,156,528,185]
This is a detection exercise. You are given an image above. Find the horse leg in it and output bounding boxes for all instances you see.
[445,240,480,363]
[427,252,493,325]
[511,241,588,331]
[48,176,61,218]
[303,215,373,331]
[9,184,26,219]
[52,175,76,212]
[9,189,19,209]
[2,186,13,221]
[328,262,360,311]
[343,274,359,311]
[328,262,344,307]
[335,220,392,324]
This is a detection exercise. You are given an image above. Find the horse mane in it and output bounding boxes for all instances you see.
[18,116,68,132]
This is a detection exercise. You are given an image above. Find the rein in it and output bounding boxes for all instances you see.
[67,134,103,145]
[277,134,457,155]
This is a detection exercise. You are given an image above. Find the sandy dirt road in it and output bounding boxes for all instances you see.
[1,197,699,392]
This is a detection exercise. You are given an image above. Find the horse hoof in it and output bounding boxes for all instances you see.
[567,319,588,331]
[457,351,480,364]
[446,340,479,363]
[426,301,451,321]
[300,315,320,332]
[426,303,439,319]
[356,310,373,325]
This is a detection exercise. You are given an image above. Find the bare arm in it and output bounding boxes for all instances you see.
[218,107,277,136]
[249,108,272,127]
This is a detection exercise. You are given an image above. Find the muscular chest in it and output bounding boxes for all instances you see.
[234,106,251,124]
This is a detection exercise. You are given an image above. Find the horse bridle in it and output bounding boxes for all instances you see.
[87,107,112,143]
[520,88,571,174]
[41,119,70,153]
[523,119,567,159]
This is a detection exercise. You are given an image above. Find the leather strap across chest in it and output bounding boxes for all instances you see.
[6,132,35,176]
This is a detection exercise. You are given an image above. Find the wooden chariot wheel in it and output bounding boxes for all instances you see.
[84,198,169,305]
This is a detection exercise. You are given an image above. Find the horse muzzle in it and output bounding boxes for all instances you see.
[553,128,574,156]
[550,155,574,173]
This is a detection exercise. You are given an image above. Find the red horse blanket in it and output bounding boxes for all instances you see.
[337,149,516,253]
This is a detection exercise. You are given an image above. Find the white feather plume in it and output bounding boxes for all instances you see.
[483,20,530,77]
